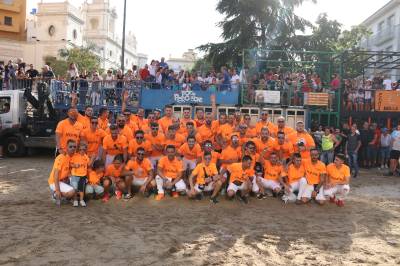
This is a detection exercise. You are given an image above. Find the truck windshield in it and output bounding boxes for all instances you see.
[0,97,10,114]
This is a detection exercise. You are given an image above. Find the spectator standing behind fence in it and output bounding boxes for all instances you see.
[139,64,150,82]
[90,71,102,106]
[41,65,55,79]
[359,122,375,169]
[67,63,79,92]
[345,125,361,178]
[386,124,400,176]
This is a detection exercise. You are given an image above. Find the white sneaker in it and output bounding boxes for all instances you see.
[73,200,79,207]
[384,165,389,169]
[80,200,86,207]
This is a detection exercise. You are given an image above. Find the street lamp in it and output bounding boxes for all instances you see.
[121,0,127,72]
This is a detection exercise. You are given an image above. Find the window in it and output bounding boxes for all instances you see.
[48,25,55,36]
[73,29,77,40]
[4,16,12,26]
[388,15,395,28]
[109,50,112,57]
[378,21,384,32]
[0,97,11,114]
[90,18,99,30]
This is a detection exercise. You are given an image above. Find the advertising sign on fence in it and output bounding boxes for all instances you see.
[255,90,281,104]
[375,90,400,112]
[304,92,329,106]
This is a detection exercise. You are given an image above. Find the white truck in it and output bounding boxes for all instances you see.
[0,86,58,156]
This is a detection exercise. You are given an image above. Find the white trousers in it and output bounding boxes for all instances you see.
[194,182,215,193]
[323,184,350,200]
[227,181,248,193]
[49,182,74,193]
[252,177,281,193]
[183,158,197,170]
[297,177,326,201]
[283,180,301,202]
[155,175,187,194]
[132,177,148,187]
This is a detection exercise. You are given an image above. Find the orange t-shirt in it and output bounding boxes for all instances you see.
[287,164,305,184]
[191,163,218,185]
[219,145,242,168]
[227,162,250,183]
[197,125,214,143]
[263,160,286,181]
[77,114,90,131]
[158,156,184,179]
[303,160,326,185]
[105,164,123,178]
[276,126,295,137]
[102,134,128,155]
[125,158,153,179]
[326,163,350,185]
[217,123,235,141]
[55,119,83,150]
[274,141,295,160]
[164,134,185,150]
[178,143,202,160]
[48,154,71,185]
[158,116,173,133]
[288,132,316,159]
[145,132,165,157]
[98,117,109,131]
[128,139,152,156]
[202,151,221,165]
[70,153,90,176]
[253,137,278,159]
[178,118,196,135]
[80,128,106,156]
[238,134,251,147]
[88,170,104,185]
[255,121,278,136]
[125,120,139,134]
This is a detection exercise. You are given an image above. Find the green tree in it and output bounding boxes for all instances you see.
[198,0,314,69]
[44,44,101,77]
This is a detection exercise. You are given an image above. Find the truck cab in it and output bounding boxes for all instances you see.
[0,89,56,156]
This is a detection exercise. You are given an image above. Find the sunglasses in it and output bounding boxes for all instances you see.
[136,136,144,139]
[91,121,98,124]
[151,127,158,130]
[137,152,145,156]
[68,145,77,148]
[204,144,212,147]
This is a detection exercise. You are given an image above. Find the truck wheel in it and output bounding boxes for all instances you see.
[5,137,26,157]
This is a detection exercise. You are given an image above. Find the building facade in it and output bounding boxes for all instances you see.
[22,0,146,72]
[360,0,400,79]
[167,49,197,72]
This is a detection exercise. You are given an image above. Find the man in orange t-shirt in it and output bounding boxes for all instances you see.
[254,152,286,196]
[323,153,351,207]
[98,107,109,131]
[103,154,130,200]
[276,116,295,137]
[178,107,196,135]
[141,112,158,135]
[80,116,107,164]
[288,121,315,160]
[48,139,76,205]
[128,130,152,158]
[219,133,242,171]
[216,114,235,148]
[86,159,106,199]
[255,111,277,136]
[124,147,155,196]
[188,151,223,203]
[201,140,221,166]
[281,153,305,203]
[155,145,186,200]
[242,114,257,137]
[220,156,253,203]
[55,107,83,154]
[254,127,278,160]
[145,122,165,168]
[178,135,202,171]
[158,105,174,133]
[197,113,215,144]
[164,125,185,150]
[274,131,295,164]
[102,125,128,166]
[106,115,134,143]
[71,92,92,131]
[298,148,327,204]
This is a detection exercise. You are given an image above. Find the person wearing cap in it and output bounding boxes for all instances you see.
[255,111,278,137]
[288,121,315,160]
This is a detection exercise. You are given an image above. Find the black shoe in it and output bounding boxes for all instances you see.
[210,197,219,204]
[195,193,203,201]
[256,193,264,200]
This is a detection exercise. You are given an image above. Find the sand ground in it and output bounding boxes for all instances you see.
[0,154,399,266]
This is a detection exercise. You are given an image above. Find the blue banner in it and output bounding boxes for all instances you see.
[140,89,239,109]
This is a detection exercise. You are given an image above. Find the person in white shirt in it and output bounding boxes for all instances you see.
[230,68,240,92]
[379,128,392,169]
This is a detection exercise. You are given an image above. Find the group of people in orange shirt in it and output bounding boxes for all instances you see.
[49,93,351,207]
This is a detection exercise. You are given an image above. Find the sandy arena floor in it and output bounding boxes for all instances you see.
[0,153,399,266]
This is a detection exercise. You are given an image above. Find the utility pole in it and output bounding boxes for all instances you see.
[121,0,127,72]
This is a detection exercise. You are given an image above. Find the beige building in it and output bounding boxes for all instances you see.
[0,0,26,63]
[167,49,197,72]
